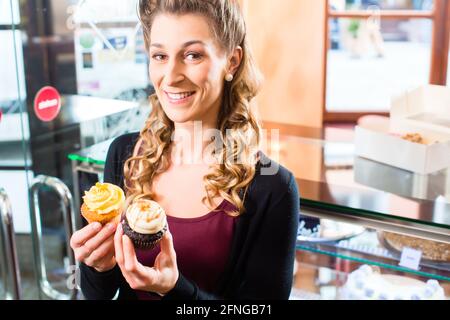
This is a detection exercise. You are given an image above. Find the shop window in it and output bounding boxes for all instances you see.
[325,0,450,122]
[327,18,432,112]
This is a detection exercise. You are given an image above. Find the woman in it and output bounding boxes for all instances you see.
[70,0,299,300]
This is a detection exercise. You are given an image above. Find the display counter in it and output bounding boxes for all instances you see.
[68,124,450,299]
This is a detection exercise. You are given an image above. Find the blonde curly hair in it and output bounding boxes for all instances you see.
[124,0,263,216]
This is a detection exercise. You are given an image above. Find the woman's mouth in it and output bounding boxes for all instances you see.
[164,91,196,105]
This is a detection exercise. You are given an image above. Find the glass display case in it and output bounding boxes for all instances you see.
[278,125,450,300]
[68,124,449,299]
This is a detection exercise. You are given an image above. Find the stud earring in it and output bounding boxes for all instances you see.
[225,73,234,82]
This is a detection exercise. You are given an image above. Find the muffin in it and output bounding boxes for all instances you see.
[122,199,168,249]
[81,182,125,224]
[401,133,426,144]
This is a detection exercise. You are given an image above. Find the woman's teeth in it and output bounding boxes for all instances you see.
[167,92,195,100]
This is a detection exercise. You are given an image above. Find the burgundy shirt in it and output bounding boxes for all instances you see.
[134,200,237,300]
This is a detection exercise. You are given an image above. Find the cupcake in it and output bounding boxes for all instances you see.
[122,199,168,249]
[81,182,125,225]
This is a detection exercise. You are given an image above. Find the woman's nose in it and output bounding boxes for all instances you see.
[164,59,185,85]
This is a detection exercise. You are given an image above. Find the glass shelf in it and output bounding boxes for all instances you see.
[296,228,450,282]
[292,252,450,300]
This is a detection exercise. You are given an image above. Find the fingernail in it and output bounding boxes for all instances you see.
[107,223,116,231]
[92,222,101,231]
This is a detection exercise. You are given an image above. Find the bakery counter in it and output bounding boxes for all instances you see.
[267,124,450,299]
[66,124,450,298]
[291,251,450,300]
[296,223,449,282]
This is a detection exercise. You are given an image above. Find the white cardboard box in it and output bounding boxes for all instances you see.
[354,85,450,174]
[390,85,450,135]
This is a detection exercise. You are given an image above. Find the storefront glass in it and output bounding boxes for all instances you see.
[0,0,151,299]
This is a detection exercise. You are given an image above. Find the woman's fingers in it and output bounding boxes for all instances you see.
[70,222,102,250]
[120,234,154,289]
[122,234,138,272]
[114,223,125,266]
[159,230,176,261]
[114,224,174,291]
[121,235,148,275]
[84,234,115,266]
[77,222,117,261]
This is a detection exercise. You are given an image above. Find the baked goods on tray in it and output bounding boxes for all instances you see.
[340,265,445,300]
[379,231,450,262]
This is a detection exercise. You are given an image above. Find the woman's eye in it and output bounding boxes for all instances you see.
[185,52,202,61]
[151,54,167,61]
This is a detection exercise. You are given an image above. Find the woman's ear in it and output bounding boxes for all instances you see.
[227,46,243,76]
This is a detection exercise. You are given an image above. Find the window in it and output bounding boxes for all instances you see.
[324,0,450,122]
[0,0,26,114]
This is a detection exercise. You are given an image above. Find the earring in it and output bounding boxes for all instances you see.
[225,73,234,82]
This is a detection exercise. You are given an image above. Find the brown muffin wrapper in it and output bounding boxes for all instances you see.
[123,222,168,250]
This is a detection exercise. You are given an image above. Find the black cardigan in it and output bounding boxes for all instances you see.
[80,132,300,300]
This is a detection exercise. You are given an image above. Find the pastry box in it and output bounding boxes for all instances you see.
[354,85,450,174]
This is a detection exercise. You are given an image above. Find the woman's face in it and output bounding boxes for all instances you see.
[149,13,230,124]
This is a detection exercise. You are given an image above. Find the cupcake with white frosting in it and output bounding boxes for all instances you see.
[122,199,168,249]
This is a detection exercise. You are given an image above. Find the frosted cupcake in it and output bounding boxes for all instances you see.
[81,182,125,225]
[122,199,168,249]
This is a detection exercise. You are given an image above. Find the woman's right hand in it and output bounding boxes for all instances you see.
[70,222,118,272]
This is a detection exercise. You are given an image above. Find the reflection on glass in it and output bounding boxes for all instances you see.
[267,129,450,226]
[0,0,20,25]
[0,30,26,110]
[329,0,434,11]
[327,18,432,111]
[74,27,148,99]
[69,0,149,100]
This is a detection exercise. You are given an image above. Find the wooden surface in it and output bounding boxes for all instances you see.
[430,0,450,85]
[243,0,326,128]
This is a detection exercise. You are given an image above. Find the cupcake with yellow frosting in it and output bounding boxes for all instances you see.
[122,199,168,249]
[81,182,125,224]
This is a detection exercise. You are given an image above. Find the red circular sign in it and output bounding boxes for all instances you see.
[34,86,61,122]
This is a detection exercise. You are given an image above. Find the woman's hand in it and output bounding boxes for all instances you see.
[114,223,179,296]
[70,222,117,272]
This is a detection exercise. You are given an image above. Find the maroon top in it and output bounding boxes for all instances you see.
[134,199,238,300]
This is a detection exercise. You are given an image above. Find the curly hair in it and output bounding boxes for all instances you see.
[124,0,263,216]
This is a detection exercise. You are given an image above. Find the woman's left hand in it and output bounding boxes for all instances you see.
[114,223,179,296]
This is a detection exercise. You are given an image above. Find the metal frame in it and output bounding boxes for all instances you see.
[0,188,22,300]
[29,175,78,300]
[301,206,450,244]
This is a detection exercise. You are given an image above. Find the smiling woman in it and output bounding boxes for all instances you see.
[73,0,300,301]
[130,0,263,216]
[148,14,231,123]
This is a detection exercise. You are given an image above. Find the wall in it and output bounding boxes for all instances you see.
[243,0,326,128]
